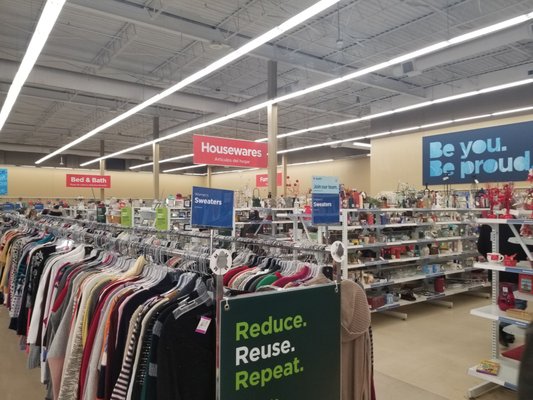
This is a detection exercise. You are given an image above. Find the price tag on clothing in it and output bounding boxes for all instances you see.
[195,316,212,334]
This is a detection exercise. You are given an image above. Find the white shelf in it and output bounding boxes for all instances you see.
[364,267,478,289]
[348,251,478,270]
[468,359,518,391]
[470,304,531,328]
[514,290,533,301]
[342,207,486,213]
[329,220,471,231]
[234,220,294,225]
[474,262,533,275]
[371,283,489,313]
[477,218,533,225]
[509,236,533,246]
[347,235,477,250]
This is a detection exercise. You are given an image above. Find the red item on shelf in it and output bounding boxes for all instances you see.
[498,283,516,311]
[502,345,525,361]
[434,277,445,293]
[503,254,518,267]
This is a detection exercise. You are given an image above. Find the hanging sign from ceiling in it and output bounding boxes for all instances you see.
[422,120,533,185]
[193,135,268,168]
[255,172,282,187]
[66,174,111,188]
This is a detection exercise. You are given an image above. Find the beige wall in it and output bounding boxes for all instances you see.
[370,113,533,195]
[211,157,370,196]
[0,165,203,200]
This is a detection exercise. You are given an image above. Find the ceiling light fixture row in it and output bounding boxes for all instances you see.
[34,0,341,165]
[74,11,533,167]
[127,78,533,170]
[0,0,67,131]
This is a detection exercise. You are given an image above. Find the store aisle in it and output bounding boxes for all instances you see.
[0,308,46,400]
[372,293,517,400]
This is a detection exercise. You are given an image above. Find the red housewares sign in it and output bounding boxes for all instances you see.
[66,174,111,188]
[193,135,267,168]
[256,172,282,187]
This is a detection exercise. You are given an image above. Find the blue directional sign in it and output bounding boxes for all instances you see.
[0,169,7,195]
[191,186,234,229]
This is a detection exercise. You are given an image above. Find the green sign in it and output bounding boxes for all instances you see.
[120,206,133,227]
[155,207,169,230]
[220,284,340,400]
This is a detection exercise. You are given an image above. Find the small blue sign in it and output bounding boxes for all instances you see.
[312,176,339,194]
[423,120,533,185]
[191,186,234,229]
[312,193,340,225]
[0,169,7,195]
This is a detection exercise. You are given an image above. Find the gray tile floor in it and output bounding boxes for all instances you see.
[0,293,520,399]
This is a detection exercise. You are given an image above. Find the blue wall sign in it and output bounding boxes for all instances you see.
[311,176,340,225]
[0,169,7,195]
[191,186,234,229]
[423,120,533,185]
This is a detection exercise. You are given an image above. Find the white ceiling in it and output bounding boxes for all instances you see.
[0,0,532,166]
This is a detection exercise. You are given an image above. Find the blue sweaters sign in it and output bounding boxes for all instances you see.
[423,121,533,185]
[191,186,234,229]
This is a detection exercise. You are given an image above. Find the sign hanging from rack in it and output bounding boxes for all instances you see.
[256,172,282,187]
[155,207,169,230]
[120,207,133,227]
[422,120,533,185]
[219,284,340,400]
[0,169,7,195]
[311,176,340,225]
[193,135,268,168]
[66,174,111,188]
[191,186,234,229]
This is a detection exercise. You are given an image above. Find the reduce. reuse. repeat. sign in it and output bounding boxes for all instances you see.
[220,285,340,400]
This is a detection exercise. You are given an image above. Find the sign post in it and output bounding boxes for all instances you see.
[220,285,340,400]
[311,176,340,225]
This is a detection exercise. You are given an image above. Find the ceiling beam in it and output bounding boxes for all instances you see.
[65,1,426,99]
[0,59,236,114]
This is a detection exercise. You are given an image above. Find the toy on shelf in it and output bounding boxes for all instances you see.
[486,186,501,219]
[503,254,518,267]
[498,183,514,219]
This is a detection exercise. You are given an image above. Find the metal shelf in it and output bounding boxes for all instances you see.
[470,304,531,328]
[348,251,478,270]
[364,267,478,289]
[468,360,518,391]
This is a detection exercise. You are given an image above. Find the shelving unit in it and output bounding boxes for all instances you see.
[233,207,310,240]
[169,206,191,230]
[468,217,533,398]
[334,207,486,318]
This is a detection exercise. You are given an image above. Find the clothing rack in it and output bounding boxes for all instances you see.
[4,212,330,255]
[3,212,211,264]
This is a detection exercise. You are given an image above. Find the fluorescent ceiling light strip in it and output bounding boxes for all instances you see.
[79,12,533,166]
[277,78,533,141]
[351,142,372,148]
[129,153,193,170]
[0,0,66,131]
[288,159,333,166]
[36,0,340,164]
[491,105,533,116]
[212,168,260,175]
[278,103,533,155]
[163,164,206,173]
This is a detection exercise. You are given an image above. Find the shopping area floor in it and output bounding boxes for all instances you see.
[0,293,517,400]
